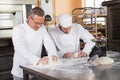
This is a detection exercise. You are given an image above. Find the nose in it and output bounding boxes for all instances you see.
[36,24,42,28]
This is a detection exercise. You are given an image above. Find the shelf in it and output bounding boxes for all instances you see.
[78,15,107,19]
[72,7,107,48]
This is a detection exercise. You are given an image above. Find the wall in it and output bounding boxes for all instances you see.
[41,0,54,20]
[54,0,82,22]
[41,0,82,27]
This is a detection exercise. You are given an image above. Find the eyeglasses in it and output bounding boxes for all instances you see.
[31,17,44,26]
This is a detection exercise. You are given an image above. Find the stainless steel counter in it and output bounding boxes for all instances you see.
[21,52,120,80]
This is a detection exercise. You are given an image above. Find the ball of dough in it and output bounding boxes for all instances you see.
[96,57,114,65]
[38,57,63,68]
[74,52,79,58]
[48,57,63,65]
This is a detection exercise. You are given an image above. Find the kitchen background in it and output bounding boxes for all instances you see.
[0,0,120,80]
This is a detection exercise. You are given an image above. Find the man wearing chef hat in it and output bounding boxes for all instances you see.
[49,14,95,58]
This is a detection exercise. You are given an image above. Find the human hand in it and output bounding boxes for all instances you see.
[77,51,87,57]
[38,56,49,65]
[63,52,74,58]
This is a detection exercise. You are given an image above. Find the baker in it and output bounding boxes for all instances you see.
[11,7,58,80]
[49,14,95,58]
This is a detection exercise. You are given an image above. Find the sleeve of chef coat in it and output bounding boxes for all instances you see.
[12,27,40,65]
[78,24,95,55]
[43,28,58,57]
[49,28,65,58]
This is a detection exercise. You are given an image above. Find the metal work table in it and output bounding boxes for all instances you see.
[20,52,120,80]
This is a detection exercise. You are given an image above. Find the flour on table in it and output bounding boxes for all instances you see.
[96,57,114,65]
[36,57,63,69]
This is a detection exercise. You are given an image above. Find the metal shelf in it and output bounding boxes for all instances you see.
[72,7,107,47]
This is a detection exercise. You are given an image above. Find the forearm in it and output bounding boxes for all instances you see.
[82,41,95,55]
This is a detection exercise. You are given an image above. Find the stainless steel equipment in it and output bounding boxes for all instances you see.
[0,4,35,46]
[0,5,23,47]
[21,51,120,80]
[0,0,35,80]
[0,5,23,37]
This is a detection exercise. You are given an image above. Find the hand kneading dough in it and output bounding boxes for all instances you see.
[47,57,63,65]
[96,57,114,65]
[38,57,63,68]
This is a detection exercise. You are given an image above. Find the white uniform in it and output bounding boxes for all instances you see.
[49,23,95,58]
[11,23,57,78]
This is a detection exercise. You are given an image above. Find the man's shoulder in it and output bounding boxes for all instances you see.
[14,23,25,29]
[13,23,25,32]
[73,23,82,27]
[72,23,83,29]
[49,26,58,32]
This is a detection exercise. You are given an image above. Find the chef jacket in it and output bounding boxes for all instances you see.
[11,23,57,78]
[49,23,95,58]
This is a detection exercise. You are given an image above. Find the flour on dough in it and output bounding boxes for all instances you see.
[96,57,114,65]
[74,52,79,58]
[37,57,63,68]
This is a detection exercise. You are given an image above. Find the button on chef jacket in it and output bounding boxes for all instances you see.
[11,23,57,78]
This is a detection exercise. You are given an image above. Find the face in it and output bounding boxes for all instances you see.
[28,15,45,31]
[60,25,71,34]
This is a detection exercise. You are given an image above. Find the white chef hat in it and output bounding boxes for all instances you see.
[58,14,72,28]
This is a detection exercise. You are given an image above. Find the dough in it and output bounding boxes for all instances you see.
[47,57,63,65]
[38,57,63,68]
[96,57,114,65]
[74,52,79,58]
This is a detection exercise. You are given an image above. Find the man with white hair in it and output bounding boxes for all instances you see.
[49,14,95,58]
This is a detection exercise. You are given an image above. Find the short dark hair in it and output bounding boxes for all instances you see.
[29,7,45,17]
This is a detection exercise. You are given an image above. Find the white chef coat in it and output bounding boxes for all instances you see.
[49,23,95,58]
[11,23,57,78]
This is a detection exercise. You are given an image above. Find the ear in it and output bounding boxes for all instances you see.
[27,16,31,20]
[27,16,32,22]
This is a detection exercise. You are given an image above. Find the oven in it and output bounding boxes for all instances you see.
[0,0,35,79]
[0,5,23,46]
[0,4,23,80]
